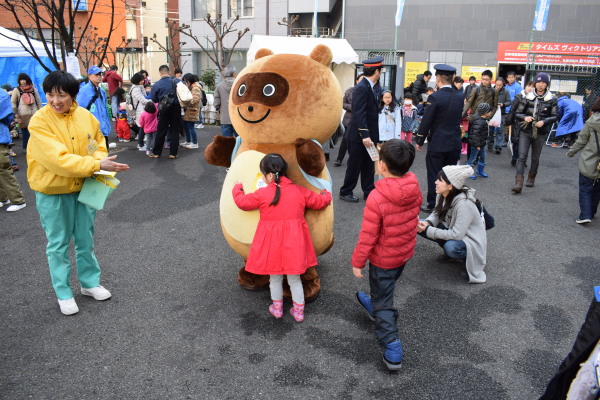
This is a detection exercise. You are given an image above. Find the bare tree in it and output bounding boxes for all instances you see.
[179,13,249,73]
[0,0,115,72]
[76,26,110,72]
[277,15,300,37]
[150,18,187,70]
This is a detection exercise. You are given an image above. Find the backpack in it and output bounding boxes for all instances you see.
[158,79,177,113]
[475,199,495,230]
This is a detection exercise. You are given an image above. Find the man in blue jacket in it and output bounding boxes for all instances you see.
[339,56,383,202]
[415,64,465,212]
[76,66,111,147]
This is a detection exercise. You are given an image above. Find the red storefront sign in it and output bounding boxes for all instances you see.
[497,41,600,66]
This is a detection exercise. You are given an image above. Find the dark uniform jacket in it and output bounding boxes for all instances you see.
[416,86,464,152]
[344,77,379,144]
[514,90,558,136]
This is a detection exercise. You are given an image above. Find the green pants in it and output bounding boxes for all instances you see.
[0,144,25,204]
[36,192,101,300]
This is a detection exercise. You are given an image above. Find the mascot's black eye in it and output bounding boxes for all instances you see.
[263,84,275,97]
[238,84,246,97]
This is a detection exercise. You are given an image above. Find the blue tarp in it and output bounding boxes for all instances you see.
[0,56,56,104]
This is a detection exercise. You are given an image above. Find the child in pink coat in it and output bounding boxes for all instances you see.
[138,102,158,156]
[232,153,332,322]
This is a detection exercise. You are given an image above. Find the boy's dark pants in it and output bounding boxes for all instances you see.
[369,263,405,347]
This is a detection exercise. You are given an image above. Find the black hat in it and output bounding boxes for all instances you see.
[363,56,384,67]
[433,64,457,75]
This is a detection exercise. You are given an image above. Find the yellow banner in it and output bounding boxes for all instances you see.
[460,66,498,83]
[405,62,429,87]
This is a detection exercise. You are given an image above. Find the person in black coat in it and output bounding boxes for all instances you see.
[415,64,465,211]
[335,74,364,167]
[339,57,383,202]
[411,71,432,103]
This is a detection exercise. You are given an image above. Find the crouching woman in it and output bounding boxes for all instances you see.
[417,165,487,283]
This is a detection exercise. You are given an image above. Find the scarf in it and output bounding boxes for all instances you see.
[19,83,35,106]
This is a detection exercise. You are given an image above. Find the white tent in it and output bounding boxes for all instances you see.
[0,26,61,103]
[0,26,62,60]
[247,35,359,93]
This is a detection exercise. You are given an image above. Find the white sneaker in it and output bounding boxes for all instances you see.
[180,142,190,147]
[6,203,26,212]
[0,199,10,207]
[58,298,79,315]
[186,143,199,149]
[195,123,204,129]
[81,285,112,300]
[576,218,592,224]
[138,145,146,151]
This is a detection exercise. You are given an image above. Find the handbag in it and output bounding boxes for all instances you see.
[78,174,120,210]
[475,199,495,230]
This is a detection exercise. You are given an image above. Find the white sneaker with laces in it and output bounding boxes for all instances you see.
[180,142,190,147]
[0,199,10,207]
[186,143,199,149]
[138,145,146,151]
[81,285,112,300]
[58,298,79,315]
[6,203,26,212]
[197,123,204,129]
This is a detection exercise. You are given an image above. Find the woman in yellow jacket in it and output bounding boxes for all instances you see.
[27,71,129,316]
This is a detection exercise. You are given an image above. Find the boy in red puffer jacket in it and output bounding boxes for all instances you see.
[351,139,422,371]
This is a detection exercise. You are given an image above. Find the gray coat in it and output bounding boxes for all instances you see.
[567,112,600,180]
[129,84,150,126]
[425,188,487,283]
[214,77,235,125]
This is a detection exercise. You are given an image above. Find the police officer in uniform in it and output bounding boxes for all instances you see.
[339,56,383,202]
[415,64,465,212]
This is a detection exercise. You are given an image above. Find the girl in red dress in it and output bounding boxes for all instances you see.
[232,154,332,322]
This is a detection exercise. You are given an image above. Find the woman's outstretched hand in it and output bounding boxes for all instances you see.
[100,155,129,172]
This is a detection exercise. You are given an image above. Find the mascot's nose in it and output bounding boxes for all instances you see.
[248,106,254,112]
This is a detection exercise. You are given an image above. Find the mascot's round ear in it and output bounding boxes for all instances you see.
[255,48,274,59]
[309,45,333,66]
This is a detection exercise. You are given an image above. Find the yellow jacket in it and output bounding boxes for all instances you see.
[27,101,108,195]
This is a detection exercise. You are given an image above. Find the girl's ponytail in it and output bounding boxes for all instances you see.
[271,170,281,206]
[259,153,288,206]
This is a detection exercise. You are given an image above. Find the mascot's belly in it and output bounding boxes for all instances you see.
[220,149,334,260]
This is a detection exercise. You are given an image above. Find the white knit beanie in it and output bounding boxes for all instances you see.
[442,165,474,188]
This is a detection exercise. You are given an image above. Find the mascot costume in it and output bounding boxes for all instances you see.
[205,44,342,301]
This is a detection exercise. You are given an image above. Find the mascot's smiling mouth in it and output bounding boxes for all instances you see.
[237,108,270,124]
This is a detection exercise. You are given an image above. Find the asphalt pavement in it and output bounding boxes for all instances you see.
[1,126,598,399]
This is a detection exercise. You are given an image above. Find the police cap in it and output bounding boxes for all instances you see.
[363,56,384,67]
[433,64,457,76]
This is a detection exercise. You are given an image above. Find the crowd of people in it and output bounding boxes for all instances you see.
[0,57,598,378]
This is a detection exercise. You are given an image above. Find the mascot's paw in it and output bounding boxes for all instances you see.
[282,266,321,303]
[205,136,237,167]
[295,138,325,177]
[238,267,270,291]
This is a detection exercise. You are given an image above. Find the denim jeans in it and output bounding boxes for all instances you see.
[489,118,505,150]
[183,121,198,144]
[137,126,145,148]
[578,173,600,220]
[467,146,486,166]
[221,124,237,137]
[369,263,405,347]
[145,132,155,152]
[419,223,467,260]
